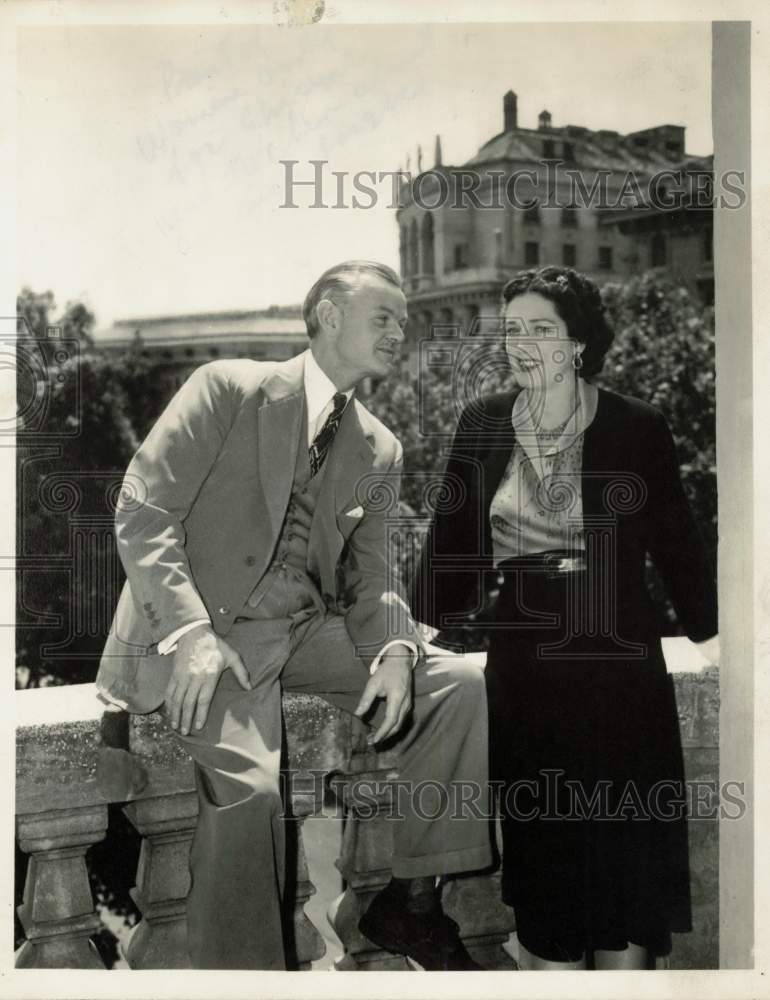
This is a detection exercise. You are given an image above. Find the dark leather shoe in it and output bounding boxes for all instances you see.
[359,885,484,971]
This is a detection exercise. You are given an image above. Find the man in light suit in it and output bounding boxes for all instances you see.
[96,260,492,970]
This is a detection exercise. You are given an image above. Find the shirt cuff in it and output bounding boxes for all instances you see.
[369,640,419,675]
[157,619,212,655]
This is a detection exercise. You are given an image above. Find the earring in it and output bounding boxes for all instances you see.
[572,351,583,371]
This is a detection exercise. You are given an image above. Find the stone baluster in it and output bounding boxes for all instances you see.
[16,805,108,969]
[122,792,199,968]
[282,692,351,970]
[327,723,410,971]
[121,692,342,970]
[282,813,327,970]
[441,869,517,970]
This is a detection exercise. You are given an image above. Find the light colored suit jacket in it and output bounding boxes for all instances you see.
[95,352,418,713]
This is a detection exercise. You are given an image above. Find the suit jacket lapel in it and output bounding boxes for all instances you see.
[257,355,306,543]
[308,399,374,596]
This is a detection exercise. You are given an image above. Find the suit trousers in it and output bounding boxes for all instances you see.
[167,567,492,969]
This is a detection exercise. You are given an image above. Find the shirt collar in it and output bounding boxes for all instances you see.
[303,348,354,426]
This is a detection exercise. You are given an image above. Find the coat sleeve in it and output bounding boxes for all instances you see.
[114,362,239,642]
[338,439,423,668]
[644,409,719,643]
[408,403,486,630]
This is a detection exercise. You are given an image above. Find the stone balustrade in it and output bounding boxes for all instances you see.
[15,638,719,971]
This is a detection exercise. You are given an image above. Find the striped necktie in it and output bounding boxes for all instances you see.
[309,392,348,476]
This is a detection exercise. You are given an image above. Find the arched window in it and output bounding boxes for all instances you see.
[409,220,419,275]
[421,214,435,275]
[399,226,408,277]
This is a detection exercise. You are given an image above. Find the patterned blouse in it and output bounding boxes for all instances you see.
[489,379,599,564]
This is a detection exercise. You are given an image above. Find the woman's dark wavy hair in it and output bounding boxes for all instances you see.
[500,266,614,378]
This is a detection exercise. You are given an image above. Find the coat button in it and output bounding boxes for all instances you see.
[245,555,256,566]
[218,605,230,615]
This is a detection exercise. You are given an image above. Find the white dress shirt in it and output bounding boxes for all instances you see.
[159,349,417,673]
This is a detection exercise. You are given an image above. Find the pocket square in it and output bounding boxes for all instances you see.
[345,505,365,519]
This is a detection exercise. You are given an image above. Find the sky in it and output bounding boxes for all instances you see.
[16,21,712,330]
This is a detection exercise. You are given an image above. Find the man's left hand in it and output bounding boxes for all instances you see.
[354,647,413,745]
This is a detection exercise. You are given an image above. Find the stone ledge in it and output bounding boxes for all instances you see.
[16,642,718,815]
[16,685,353,815]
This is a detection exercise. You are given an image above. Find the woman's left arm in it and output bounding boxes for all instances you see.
[644,410,719,646]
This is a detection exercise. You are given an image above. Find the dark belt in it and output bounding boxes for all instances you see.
[497,551,587,580]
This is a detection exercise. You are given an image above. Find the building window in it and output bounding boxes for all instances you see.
[185,348,194,357]
[561,206,578,228]
[651,233,666,266]
[562,141,575,161]
[562,244,577,267]
[598,246,613,270]
[525,242,540,266]
[209,347,220,357]
[453,243,469,270]
[542,139,555,158]
[523,202,540,225]
[421,213,435,276]
[666,140,682,155]
[703,228,713,262]
[409,219,419,275]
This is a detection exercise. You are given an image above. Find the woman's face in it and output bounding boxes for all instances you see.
[503,291,582,389]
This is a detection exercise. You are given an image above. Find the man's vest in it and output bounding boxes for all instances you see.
[240,408,330,619]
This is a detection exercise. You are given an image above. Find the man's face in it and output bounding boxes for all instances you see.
[319,274,408,385]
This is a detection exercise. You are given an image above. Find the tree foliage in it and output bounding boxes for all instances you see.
[16,290,142,687]
[598,269,717,568]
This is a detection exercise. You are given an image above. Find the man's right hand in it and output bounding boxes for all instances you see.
[164,624,251,735]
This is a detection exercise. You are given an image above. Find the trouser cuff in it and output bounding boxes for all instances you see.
[391,843,493,879]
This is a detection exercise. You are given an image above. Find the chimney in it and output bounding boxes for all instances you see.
[504,90,518,131]
[434,134,443,167]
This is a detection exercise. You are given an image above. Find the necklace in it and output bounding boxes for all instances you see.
[535,411,573,441]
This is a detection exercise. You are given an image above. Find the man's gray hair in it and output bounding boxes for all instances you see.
[303,260,403,339]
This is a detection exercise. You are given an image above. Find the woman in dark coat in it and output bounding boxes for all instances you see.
[410,265,719,970]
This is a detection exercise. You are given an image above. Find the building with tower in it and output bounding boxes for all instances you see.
[396,90,713,370]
